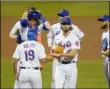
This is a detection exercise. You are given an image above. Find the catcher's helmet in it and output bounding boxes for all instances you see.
[27,11,41,21]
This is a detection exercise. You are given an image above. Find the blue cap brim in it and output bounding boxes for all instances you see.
[57,13,64,17]
[98,18,105,21]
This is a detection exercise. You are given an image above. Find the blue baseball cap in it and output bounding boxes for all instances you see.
[108,16,110,22]
[27,32,36,41]
[20,19,28,28]
[57,9,69,17]
[60,18,71,24]
[98,15,109,22]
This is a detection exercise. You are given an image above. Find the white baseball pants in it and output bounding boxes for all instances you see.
[18,68,42,88]
[54,62,77,88]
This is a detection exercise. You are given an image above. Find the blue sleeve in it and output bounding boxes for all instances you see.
[16,34,23,44]
[42,25,49,31]
[102,38,108,51]
[40,14,47,23]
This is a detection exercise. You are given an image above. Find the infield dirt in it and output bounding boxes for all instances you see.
[1,16,102,60]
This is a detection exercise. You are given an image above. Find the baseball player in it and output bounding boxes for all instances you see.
[12,32,48,88]
[22,6,51,43]
[98,15,110,87]
[22,6,51,31]
[9,19,32,88]
[50,17,80,88]
[47,9,84,88]
[10,7,51,88]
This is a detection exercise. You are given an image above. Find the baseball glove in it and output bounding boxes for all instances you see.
[54,44,64,53]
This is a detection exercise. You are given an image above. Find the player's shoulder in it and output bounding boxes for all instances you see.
[13,21,21,28]
[54,32,62,39]
[71,24,77,28]
[20,41,44,48]
[102,31,107,37]
[15,21,20,25]
[70,31,79,40]
[107,30,109,34]
[71,24,80,30]
[106,30,109,37]
[52,23,60,28]
[32,41,44,48]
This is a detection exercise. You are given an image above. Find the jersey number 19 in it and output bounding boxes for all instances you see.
[24,50,35,61]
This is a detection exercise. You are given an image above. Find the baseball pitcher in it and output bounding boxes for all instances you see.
[47,9,84,88]
[50,18,80,88]
[98,15,110,88]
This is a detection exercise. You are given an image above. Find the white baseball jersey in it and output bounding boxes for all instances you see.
[12,40,46,67]
[102,29,109,59]
[10,21,29,41]
[53,31,80,62]
[47,22,84,47]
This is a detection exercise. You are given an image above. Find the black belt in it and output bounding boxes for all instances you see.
[58,60,76,64]
[20,67,39,70]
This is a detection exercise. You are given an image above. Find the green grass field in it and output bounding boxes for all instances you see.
[1,1,109,16]
[1,59,108,88]
[1,1,109,88]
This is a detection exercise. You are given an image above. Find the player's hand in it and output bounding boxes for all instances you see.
[101,51,105,55]
[40,66,44,71]
[50,53,61,59]
[40,64,45,71]
[47,54,54,61]
[15,73,19,81]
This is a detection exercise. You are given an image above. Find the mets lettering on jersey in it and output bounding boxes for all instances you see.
[47,23,84,47]
[52,31,80,88]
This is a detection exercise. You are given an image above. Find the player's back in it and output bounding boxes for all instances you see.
[18,41,43,67]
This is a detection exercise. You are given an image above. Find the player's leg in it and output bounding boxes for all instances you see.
[13,46,31,88]
[29,70,42,88]
[14,61,31,88]
[54,63,65,88]
[108,60,110,88]
[51,59,58,88]
[64,63,77,88]
[14,59,20,88]
[104,58,109,85]
[19,69,30,88]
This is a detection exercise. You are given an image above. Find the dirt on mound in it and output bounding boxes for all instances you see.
[1,16,102,60]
